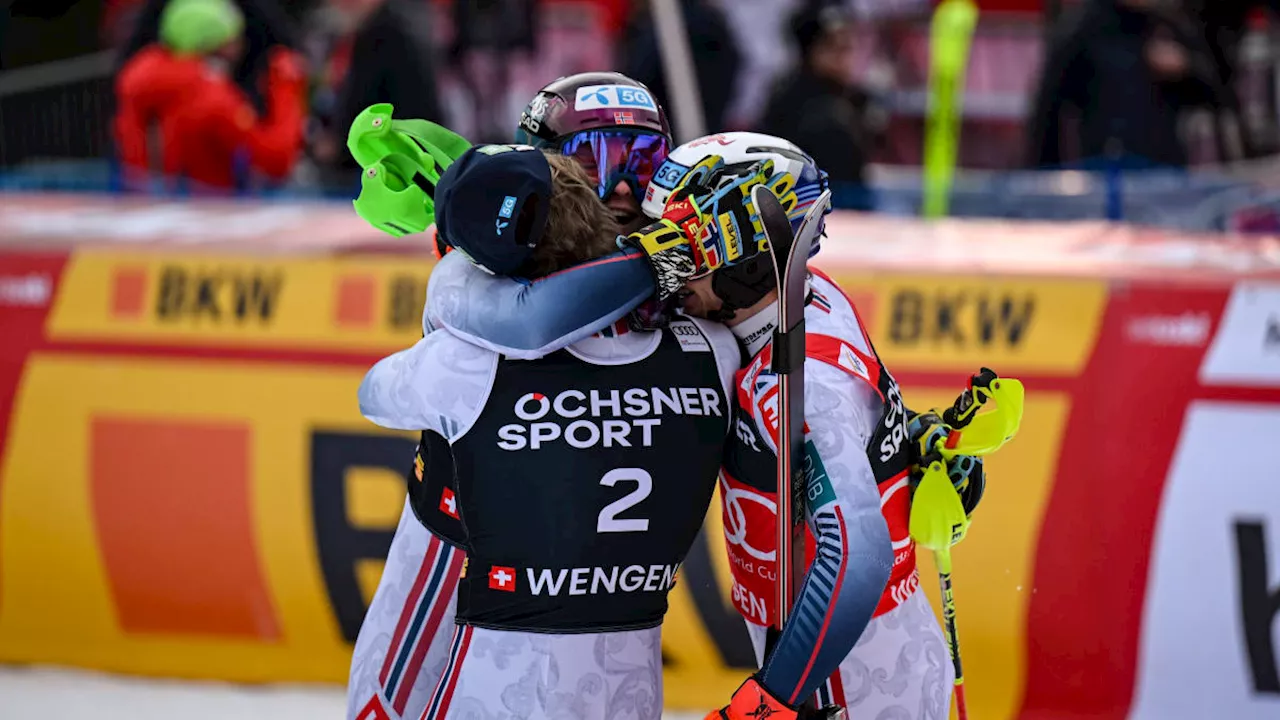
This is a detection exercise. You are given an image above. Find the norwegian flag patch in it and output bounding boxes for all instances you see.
[614,111,635,125]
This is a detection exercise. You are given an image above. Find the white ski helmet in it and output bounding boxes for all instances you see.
[639,131,829,227]
[643,132,831,321]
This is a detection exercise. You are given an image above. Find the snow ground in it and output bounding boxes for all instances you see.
[0,665,704,720]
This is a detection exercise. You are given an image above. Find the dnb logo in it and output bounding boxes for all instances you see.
[574,85,656,111]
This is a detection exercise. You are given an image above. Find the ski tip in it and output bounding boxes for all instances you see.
[754,185,793,262]
[751,184,780,215]
[788,189,831,265]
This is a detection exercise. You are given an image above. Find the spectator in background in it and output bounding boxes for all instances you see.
[446,0,538,142]
[1189,0,1278,89]
[113,0,307,191]
[311,0,443,187]
[1186,0,1280,158]
[758,2,878,187]
[621,0,742,135]
[115,0,300,112]
[1026,0,1223,168]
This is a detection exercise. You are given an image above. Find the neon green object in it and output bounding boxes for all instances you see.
[347,103,472,237]
[922,0,979,219]
[160,0,245,55]
[937,377,1024,461]
[911,459,972,551]
[909,372,1023,551]
[909,367,1021,720]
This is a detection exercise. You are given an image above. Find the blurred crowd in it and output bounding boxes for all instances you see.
[1028,0,1280,169]
[1,0,1279,195]
[94,0,904,194]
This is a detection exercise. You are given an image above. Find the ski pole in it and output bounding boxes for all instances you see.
[937,544,968,720]
[910,368,1024,720]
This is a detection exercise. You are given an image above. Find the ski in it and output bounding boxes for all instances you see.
[752,186,833,631]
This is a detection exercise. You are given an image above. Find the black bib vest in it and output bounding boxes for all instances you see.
[411,321,730,633]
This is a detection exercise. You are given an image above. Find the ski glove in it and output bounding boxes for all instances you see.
[706,677,846,720]
[622,155,774,302]
[706,677,798,720]
[347,103,472,241]
[674,155,775,275]
[907,410,986,516]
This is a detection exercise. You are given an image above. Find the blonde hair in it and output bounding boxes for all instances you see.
[522,153,621,278]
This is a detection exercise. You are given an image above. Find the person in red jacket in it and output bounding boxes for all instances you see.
[113,0,307,191]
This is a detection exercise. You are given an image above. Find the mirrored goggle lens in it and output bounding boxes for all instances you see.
[559,130,670,199]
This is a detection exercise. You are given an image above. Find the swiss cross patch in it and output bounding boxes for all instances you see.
[439,487,459,519]
[488,566,517,592]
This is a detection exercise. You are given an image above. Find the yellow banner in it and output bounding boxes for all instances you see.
[821,271,1108,374]
[47,250,434,351]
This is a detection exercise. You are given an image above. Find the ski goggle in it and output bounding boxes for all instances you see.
[558,130,670,199]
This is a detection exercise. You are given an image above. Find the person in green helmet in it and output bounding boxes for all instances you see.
[113,0,307,191]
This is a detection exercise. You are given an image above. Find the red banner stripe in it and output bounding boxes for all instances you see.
[1018,284,1232,719]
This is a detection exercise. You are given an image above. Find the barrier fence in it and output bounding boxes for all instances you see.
[1,193,1279,718]
[5,159,1280,234]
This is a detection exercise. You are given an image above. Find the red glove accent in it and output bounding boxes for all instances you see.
[705,677,798,720]
[659,195,716,273]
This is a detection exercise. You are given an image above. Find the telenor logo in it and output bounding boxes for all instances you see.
[495,195,516,235]
[574,85,656,111]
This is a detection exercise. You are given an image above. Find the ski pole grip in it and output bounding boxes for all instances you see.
[943,367,999,428]
[970,367,998,391]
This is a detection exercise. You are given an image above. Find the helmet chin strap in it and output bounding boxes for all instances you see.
[709,257,776,322]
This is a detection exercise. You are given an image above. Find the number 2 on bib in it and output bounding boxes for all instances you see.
[597,468,652,533]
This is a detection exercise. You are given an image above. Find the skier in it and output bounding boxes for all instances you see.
[345,71,682,720]
[349,141,773,720]
[420,132,985,719]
